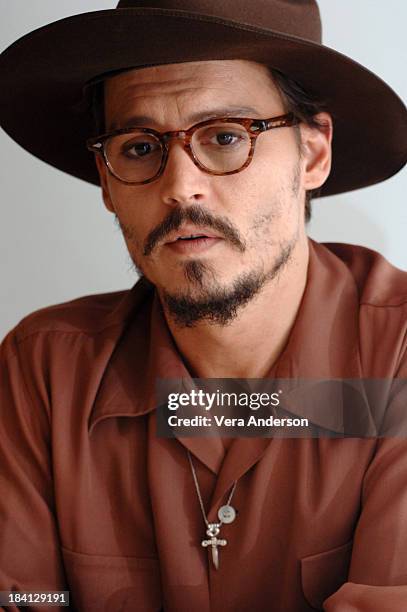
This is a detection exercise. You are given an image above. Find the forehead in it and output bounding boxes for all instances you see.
[103,60,283,128]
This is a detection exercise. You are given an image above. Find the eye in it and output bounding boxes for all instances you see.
[211,130,244,147]
[121,137,161,160]
[214,132,240,146]
[196,125,249,149]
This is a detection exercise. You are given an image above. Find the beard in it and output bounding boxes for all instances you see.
[160,238,295,327]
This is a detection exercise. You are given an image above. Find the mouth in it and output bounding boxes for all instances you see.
[164,228,222,254]
[177,234,207,241]
[166,229,220,243]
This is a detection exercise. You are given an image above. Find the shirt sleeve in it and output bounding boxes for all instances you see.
[324,360,407,611]
[0,329,69,610]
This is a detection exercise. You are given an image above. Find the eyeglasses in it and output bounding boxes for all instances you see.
[87,112,299,185]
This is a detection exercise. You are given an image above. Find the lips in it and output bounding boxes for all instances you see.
[164,231,222,255]
[165,226,220,244]
[176,234,209,241]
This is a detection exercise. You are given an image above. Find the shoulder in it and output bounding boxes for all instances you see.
[1,278,155,399]
[1,279,155,419]
[3,277,154,350]
[13,290,128,340]
[323,241,406,307]
[321,241,406,376]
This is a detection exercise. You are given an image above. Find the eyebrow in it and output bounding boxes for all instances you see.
[108,106,261,130]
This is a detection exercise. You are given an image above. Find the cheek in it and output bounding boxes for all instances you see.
[243,147,303,221]
[107,182,157,250]
[249,211,278,246]
[233,185,300,255]
[226,173,288,237]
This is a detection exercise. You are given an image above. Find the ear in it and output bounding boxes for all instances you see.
[95,154,115,213]
[299,112,333,191]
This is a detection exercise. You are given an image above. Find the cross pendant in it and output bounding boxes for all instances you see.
[201,523,227,570]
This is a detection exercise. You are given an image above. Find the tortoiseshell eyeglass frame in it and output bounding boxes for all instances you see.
[86,112,299,185]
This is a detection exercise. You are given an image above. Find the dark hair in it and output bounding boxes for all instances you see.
[90,66,327,222]
[268,69,328,222]
[90,80,105,135]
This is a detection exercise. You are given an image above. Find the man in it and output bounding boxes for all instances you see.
[0,1,406,611]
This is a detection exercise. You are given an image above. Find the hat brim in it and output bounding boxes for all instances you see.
[0,8,406,196]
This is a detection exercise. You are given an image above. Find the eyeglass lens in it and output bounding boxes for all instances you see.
[105,123,252,182]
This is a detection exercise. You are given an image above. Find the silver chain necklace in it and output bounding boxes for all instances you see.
[187,450,238,570]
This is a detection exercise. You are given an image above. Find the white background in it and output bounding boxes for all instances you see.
[0,0,406,340]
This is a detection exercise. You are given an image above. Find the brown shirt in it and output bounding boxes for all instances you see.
[1,239,406,612]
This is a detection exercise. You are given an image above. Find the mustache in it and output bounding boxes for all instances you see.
[143,206,246,256]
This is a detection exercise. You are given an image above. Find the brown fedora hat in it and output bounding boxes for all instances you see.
[0,0,406,197]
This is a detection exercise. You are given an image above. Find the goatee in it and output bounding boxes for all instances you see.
[161,240,294,327]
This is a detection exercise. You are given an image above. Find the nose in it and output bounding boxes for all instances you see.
[158,140,208,208]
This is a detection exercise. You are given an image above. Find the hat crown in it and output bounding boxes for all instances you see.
[116,0,322,43]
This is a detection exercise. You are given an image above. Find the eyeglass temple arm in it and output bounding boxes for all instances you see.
[250,113,299,133]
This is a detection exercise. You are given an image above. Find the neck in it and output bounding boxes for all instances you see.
[160,238,310,378]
